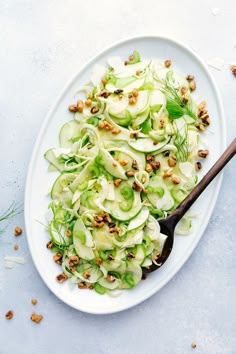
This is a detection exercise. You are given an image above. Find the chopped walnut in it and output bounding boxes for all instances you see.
[146,154,154,162]
[56,272,68,283]
[69,104,77,112]
[104,121,113,130]
[230,64,236,76]
[132,88,139,97]
[69,255,80,270]
[153,252,160,260]
[145,163,153,173]
[180,86,188,95]
[163,171,173,178]
[164,59,171,68]
[78,282,87,289]
[92,220,105,228]
[120,159,129,166]
[129,54,134,61]
[114,178,122,187]
[90,106,99,114]
[109,227,122,236]
[112,162,117,167]
[30,312,43,323]
[195,161,202,171]
[114,89,123,94]
[200,112,211,125]
[5,310,13,320]
[126,170,135,177]
[128,94,137,105]
[195,122,205,132]
[136,70,141,75]
[151,161,161,171]
[197,149,209,158]
[13,244,19,250]
[186,74,194,81]
[46,241,53,249]
[130,131,139,138]
[83,271,90,279]
[85,99,92,107]
[53,253,63,265]
[88,284,94,290]
[77,99,84,113]
[171,175,181,184]
[159,118,165,129]
[168,155,177,167]
[98,121,105,129]
[189,80,196,91]
[198,109,208,118]
[191,342,197,349]
[99,89,110,98]
[94,215,104,222]
[31,298,38,305]
[198,100,206,111]
[132,181,143,192]
[111,128,121,135]
[14,226,22,236]
[66,229,72,237]
[181,96,189,104]
[107,253,115,260]
[96,258,103,265]
[106,274,116,283]
[102,213,112,223]
[127,251,135,259]
[153,141,158,146]
[132,160,139,170]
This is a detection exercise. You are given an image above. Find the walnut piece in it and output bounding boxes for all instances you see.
[5,310,14,320]
[14,226,22,236]
[31,312,43,323]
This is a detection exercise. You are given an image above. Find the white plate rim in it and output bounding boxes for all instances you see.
[24,35,226,314]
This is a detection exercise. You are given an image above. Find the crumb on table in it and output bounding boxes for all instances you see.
[5,310,14,320]
[14,226,22,236]
[30,312,43,323]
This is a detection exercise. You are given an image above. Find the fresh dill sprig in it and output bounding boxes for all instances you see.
[173,120,189,162]
[0,202,23,223]
[161,70,197,120]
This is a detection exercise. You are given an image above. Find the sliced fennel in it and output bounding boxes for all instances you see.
[45,50,210,294]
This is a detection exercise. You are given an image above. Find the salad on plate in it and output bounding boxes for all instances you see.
[44,51,210,294]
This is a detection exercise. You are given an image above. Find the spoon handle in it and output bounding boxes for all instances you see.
[170,138,236,226]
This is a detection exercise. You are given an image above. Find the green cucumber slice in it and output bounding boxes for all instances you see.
[127,207,149,231]
[44,149,65,172]
[128,137,170,153]
[59,120,81,148]
[49,221,72,246]
[73,219,95,260]
[104,181,142,221]
[92,227,114,251]
[147,176,174,211]
[51,173,75,201]
[99,148,127,180]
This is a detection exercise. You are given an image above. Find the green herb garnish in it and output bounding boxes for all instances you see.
[0,202,23,223]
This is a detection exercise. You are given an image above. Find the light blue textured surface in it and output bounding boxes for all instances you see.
[0,1,235,353]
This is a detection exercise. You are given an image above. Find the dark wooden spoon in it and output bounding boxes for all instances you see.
[143,138,236,274]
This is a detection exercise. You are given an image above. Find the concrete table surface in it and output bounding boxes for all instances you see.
[0,0,235,353]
